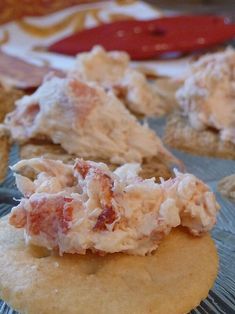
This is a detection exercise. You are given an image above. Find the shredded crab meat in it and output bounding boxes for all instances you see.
[9,158,219,256]
[5,75,180,167]
[176,47,235,144]
[70,46,166,116]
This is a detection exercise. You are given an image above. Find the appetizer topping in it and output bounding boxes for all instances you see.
[70,46,165,116]
[9,158,219,255]
[176,47,235,144]
[5,76,179,166]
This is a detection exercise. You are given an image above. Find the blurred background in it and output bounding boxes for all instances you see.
[0,0,234,25]
[0,0,100,24]
[146,0,234,14]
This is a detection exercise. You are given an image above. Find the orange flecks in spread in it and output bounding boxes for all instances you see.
[74,159,116,231]
[9,205,27,228]
[93,206,116,231]
[8,158,219,255]
[96,171,113,208]
[67,79,99,125]
[92,170,116,231]
[28,196,73,237]
[74,159,91,179]
[24,103,40,124]
[58,197,74,233]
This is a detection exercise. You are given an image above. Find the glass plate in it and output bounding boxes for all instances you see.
[0,118,235,314]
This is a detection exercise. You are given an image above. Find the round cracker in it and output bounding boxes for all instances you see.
[0,215,218,314]
[0,127,11,183]
[20,142,172,181]
[164,111,235,159]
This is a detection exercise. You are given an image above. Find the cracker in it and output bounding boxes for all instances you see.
[164,111,235,159]
[20,141,75,164]
[0,86,20,182]
[0,215,218,314]
[20,142,172,180]
[0,86,23,123]
[218,174,235,200]
[141,155,172,180]
[0,126,11,182]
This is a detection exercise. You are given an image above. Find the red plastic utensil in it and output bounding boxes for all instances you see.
[48,15,235,60]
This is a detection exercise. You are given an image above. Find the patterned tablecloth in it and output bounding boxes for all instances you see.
[0,0,107,25]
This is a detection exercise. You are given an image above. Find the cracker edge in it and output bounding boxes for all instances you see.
[0,129,11,183]
[164,112,235,159]
[19,142,173,180]
[0,216,219,314]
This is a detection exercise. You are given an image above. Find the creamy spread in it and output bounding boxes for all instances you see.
[9,158,219,255]
[176,47,235,144]
[5,75,179,166]
[70,46,165,116]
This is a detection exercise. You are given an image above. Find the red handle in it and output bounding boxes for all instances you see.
[48,15,235,60]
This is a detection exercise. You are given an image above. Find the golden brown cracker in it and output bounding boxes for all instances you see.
[20,141,75,164]
[164,112,235,159]
[0,127,10,182]
[0,216,218,314]
[218,174,235,200]
[0,86,23,182]
[20,142,172,180]
[141,155,172,180]
[0,86,23,123]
